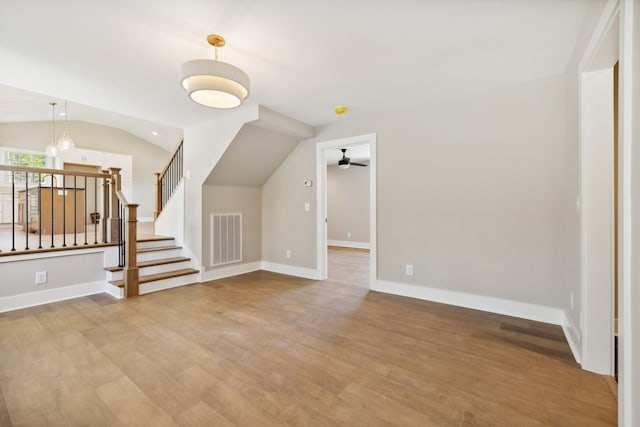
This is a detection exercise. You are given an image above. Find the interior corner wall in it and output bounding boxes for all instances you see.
[262,140,317,268]
[182,106,258,269]
[0,121,169,219]
[327,164,370,244]
[309,74,567,309]
[202,185,262,270]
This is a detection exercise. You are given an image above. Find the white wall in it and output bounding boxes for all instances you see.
[327,164,370,245]
[305,75,566,309]
[182,106,258,269]
[202,185,262,270]
[262,140,317,268]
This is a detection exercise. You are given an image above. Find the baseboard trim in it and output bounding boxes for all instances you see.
[327,240,371,250]
[200,261,262,282]
[375,280,565,326]
[562,312,582,364]
[0,281,106,313]
[261,261,321,280]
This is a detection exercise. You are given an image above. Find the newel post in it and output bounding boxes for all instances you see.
[108,167,122,243]
[154,172,162,220]
[124,203,139,298]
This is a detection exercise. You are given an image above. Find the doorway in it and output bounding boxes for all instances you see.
[316,133,377,288]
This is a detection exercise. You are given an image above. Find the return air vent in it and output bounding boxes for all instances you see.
[210,213,242,267]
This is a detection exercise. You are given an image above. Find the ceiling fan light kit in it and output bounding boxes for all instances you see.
[181,34,250,109]
[338,148,367,169]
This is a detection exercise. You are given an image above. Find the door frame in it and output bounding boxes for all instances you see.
[578,0,619,376]
[315,133,377,288]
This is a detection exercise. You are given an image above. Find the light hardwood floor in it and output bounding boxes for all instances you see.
[0,248,616,426]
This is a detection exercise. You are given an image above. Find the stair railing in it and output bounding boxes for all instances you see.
[0,165,112,254]
[154,140,183,219]
[109,167,139,297]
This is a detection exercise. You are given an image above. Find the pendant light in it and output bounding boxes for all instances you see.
[46,102,60,157]
[180,34,250,109]
[57,100,75,151]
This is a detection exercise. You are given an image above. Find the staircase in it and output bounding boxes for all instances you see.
[105,235,199,297]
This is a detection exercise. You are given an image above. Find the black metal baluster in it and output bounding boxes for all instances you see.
[11,172,15,251]
[24,172,29,250]
[73,175,77,246]
[103,178,108,244]
[38,173,42,249]
[94,177,98,244]
[83,176,88,245]
[50,174,54,248]
[62,175,66,247]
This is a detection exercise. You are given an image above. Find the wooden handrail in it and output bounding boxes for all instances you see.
[158,139,184,178]
[0,164,110,179]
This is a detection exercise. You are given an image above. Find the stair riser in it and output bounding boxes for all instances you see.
[106,282,124,299]
[137,248,183,262]
[137,239,175,250]
[139,273,199,295]
[107,261,193,281]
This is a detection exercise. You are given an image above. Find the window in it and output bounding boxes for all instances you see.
[1,148,52,186]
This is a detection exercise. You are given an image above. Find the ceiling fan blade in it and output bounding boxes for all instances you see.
[350,162,368,167]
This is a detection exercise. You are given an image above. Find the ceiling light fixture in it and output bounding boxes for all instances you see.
[46,102,60,157]
[57,100,75,151]
[180,34,250,109]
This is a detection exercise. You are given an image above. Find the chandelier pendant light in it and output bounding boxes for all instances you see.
[46,102,60,157]
[57,100,75,151]
[180,34,250,109]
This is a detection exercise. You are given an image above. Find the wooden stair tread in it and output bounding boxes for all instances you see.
[136,235,174,243]
[109,268,199,288]
[105,257,191,272]
[137,245,182,253]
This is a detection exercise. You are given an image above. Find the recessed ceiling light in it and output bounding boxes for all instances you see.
[151,131,159,136]
[58,112,66,116]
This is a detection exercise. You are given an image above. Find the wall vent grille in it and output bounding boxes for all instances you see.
[210,213,242,267]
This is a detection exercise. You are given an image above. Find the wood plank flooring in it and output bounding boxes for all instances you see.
[0,248,617,426]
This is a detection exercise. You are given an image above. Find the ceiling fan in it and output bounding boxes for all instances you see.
[338,148,367,169]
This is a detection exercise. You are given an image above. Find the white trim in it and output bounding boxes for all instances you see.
[327,240,370,250]
[316,133,377,287]
[0,281,106,313]
[200,261,262,282]
[578,0,619,377]
[562,312,583,364]
[0,246,109,264]
[376,280,565,326]
[105,282,124,299]
[619,1,636,425]
[261,261,321,280]
[138,217,154,223]
[578,0,620,71]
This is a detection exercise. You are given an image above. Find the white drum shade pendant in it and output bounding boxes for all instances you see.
[181,34,250,109]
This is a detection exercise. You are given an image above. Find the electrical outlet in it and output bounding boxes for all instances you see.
[35,271,47,285]
[347,232,351,238]
[405,264,413,276]
[286,250,292,259]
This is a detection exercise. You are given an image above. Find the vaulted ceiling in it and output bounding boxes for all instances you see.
[0,0,592,150]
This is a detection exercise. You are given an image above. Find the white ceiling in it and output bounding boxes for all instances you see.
[0,0,591,151]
